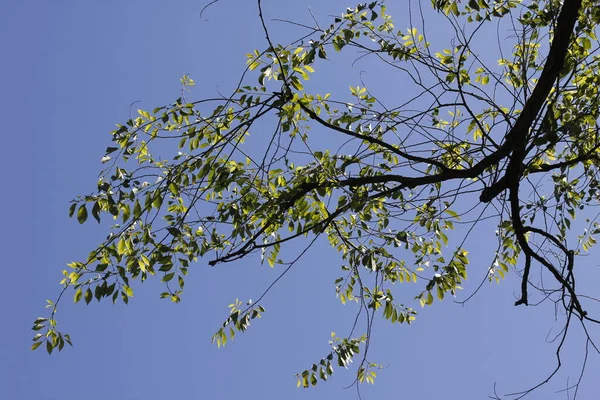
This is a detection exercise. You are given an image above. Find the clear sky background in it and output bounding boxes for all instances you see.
[1,1,599,399]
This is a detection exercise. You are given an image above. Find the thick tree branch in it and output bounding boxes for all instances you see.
[478,0,582,202]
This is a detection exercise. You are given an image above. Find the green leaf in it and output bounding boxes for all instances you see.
[117,238,126,255]
[152,193,164,209]
[84,288,92,305]
[68,203,77,217]
[468,0,480,11]
[74,288,83,303]
[318,47,327,59]
[123,285,134,297]
[122,205,131,222]
[168,182,179,196]
[133,200,142,219]
[91,201,101,223]
[31,341,43,351]
[77,205,88,224]
[95,285,103,301]
[444,209,460,219]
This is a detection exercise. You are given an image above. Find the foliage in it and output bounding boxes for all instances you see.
[34,0,600,397]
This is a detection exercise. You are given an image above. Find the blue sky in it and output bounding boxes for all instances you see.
[2,1,599,399]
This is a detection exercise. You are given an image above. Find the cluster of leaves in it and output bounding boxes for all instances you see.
[211,299,266,348]
[295,334,371,388]
[31,302,72,355]
[34,0,600,396]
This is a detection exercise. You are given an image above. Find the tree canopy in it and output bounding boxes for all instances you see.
[33,0,600,397]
